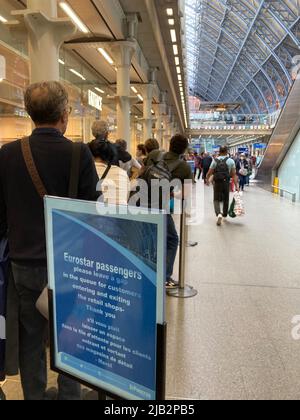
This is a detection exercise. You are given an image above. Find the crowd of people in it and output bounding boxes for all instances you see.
[0,81,193,400]
[0,80,262,400]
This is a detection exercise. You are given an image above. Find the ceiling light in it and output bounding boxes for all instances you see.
[98,48,114,65]
[176,67,181,74]
[69,69,86,81]
[170,29,177,43]
[175,57,180,66]
[131,86,138,94]
[95,87,105,94]
[168,19,175,26]
[0,15,8,23]
[59,2,89,34]
[178,74,182,81]
[167,8,174,16]
[58,59,65,65]
[137,94,144,102]
[173,45,178,55]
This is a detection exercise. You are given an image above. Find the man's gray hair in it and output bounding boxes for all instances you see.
[24,81,68,125]
[92,120,109,138]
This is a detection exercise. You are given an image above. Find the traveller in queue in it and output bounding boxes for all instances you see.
[0,81,99,400]
[115,139,141,178]
[136,144,147,166]
[89,127,130,206]
[164,135,193,289]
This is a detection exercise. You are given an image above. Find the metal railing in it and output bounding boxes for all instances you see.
[272,186,297,203]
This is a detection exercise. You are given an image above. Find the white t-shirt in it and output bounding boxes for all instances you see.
[95,162,130,206]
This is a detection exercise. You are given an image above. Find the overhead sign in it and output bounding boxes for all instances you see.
[0,55,6,81]
[254,143,266,149]
[45,197,166,400]
[88,90,103,111]
[238,147,249,154]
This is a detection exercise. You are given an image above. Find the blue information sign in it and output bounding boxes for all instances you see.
[45,197,166,400]
[238,147,249,154]
[254,143,266,149]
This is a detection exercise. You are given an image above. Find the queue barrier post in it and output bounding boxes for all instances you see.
[167,201,198,299]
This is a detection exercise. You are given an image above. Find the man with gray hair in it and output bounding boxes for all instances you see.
[0,81,99,400]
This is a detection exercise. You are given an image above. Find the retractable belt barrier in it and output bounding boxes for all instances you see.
[167,201,198,299]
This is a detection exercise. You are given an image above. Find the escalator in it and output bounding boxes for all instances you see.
[256,78,300,191]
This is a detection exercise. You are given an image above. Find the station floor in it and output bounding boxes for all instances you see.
[1,184,300,400]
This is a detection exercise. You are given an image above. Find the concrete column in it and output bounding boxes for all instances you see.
[141,83,155,141]
[108,41,136,144]
[155,91,167,149]
[14,0,76,83]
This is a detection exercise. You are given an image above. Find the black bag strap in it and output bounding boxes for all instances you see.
[68,143,82,199]
[21,137,48,199]
[100,164,112,181]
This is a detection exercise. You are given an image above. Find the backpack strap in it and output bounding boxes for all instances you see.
[163,154,182,173]
[68,143,82,199]
[21,137,48,199]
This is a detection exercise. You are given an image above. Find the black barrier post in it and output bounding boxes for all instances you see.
[156,323,167,400]
[167,201,198,299]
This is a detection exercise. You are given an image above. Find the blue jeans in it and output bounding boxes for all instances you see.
[10,264,81,400]
[167,215,179,280]
[239,175,247,191]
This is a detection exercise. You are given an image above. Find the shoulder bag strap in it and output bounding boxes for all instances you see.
[21,137,47,199]
[101,164,112,181]
[68,143,82,199]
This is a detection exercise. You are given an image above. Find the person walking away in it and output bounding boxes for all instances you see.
[206,146,239,226]
[237,154,249,192]
[202,153,213,185]
[0,81,99,400]
[89,138,129,206]
[194,152,202,181]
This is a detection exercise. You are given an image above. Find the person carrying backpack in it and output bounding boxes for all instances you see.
[140,135,192,289]
[206,146,239,226]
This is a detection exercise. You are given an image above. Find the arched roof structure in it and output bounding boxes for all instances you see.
[186,0,300,114]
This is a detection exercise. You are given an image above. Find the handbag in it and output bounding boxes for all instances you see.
[21,138,82,320]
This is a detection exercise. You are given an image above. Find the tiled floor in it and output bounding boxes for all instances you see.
[1,185,300,400]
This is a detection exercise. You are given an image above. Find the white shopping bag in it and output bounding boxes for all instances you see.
[233,192,245,216]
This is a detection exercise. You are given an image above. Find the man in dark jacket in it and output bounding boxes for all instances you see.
[0,81,99,400]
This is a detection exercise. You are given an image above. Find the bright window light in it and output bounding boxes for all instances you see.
[173,45,178,55]
[58,59,65,65]
[59,2,89,34]
[167,8,174,16]
[137,94,144,102]
[69,69,86,81]
[131,86,138,94]
[98,48,114,65]
[168,19,175,26]
[0,15,8,23]
[175,57,180,66]
[170,29,177,43]
[95,87,105,94]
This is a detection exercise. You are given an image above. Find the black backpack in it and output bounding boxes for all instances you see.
[139,154,181,209]
[214,158,230,183]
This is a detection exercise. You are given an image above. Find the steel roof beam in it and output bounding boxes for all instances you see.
[217,0,265,100]
[266,5,300,47]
